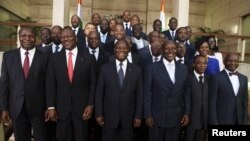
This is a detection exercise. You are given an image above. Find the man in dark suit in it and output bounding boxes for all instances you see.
[209,53,248,125]
[95,40,143,141]
[162,17,178,40]
[71,15,86,52]
[104,24,138,55]
[36,27,52,48]
[185,55,209,141]
[46,27,96,141]
[175,42,192,72]
[100,19,115,44]
[0,27,48,141]
[122,10,132,36]
[38,25,63,55]
[144,40,190,141]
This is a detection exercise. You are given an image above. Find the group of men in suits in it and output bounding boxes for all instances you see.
[0,11,248,141]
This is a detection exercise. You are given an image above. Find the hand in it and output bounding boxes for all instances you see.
[181,114,189,127]
[82,105,93,120]
[145,117,154,128]
[45,109,58,122]
[134,118,141,128]
[96,116,104,127]
[1,111,11,125]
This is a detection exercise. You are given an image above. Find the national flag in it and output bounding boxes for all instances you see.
[77,0,82,18]
[160,0,166,31]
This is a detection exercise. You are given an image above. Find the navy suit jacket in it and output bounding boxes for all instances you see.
[144,60,189,127]
[209,70,248,125]
[46,49,96,120]
[162,30,175,40]
[95,62,143,129]
[0,48,48,120]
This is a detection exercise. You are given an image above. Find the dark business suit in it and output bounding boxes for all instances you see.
[102,33,115,45]
[185,42,196,61]
[89,48,109,73]
[76,28,88,52]
[0,48,48,141]
[209,70,248,125]
[185,73,209,141]
[144,60,189,141]
[95,61,143,141]
[108,53,141,67]
[162,30,175,40]
[46,49,96,141]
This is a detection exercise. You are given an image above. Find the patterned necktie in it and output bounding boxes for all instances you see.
[171,31,175,40]
[68,52,73,83]
[23,51,29,79]
[118,62,124,87]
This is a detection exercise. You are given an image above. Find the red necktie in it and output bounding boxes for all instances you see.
[23,51,29,79]
[68,52,74,83]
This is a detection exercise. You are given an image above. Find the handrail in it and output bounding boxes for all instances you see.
[0,21,51,27]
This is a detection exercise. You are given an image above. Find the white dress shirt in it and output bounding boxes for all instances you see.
[72,26,79,35]
[225,69,240,96]
[175,56,185,64]
[163,58,175,83]
[123,22,131,30]
[100,32,107,43]
[89,47,99,60]
[152,55,161,63]
[116,59,127,76]
[20,47,36,67]
[133,38,144,49]
[65,47,78,69]
[52,43,63,53]
[194,70,204,83]
[127,52,132,63]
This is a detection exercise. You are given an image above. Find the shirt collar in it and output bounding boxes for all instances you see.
[100,32,108,36]
[20,46,36,55]
[65,47,78,55]
[194,70,204,77]
[163,58,175,65]
[175,56,185,61]
[116,59,128,68]
[225,68,237,76]
[89,47,99,52]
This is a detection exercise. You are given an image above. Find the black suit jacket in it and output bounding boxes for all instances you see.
[0,48,48,120]
[144,60,189,127]
[103,33,115,45]
[37,44,53,55]
[209,70,248,125]
[88,47,109,73]
[186,73,209,129]
[95,62,143,129]
[46,49,96,120]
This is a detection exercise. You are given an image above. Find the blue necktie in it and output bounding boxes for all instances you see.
[118,62,124,87]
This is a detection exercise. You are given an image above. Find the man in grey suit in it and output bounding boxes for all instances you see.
[209,53,248,125]
[144,40,190,141]
[0,27,48,141]
[95,40,143,141]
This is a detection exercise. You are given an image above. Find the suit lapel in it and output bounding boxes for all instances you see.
[158,61,173,86]
[110,62,121,90]
[236,74,244,97]
[222,70,235,96]
[15,48,24,79]
[71,51,85,85]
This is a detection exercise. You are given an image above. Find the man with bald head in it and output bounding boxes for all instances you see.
[46,27,96,141]
[209,53,248,125]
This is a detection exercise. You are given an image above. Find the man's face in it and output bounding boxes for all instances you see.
[51,26,62,45]
[40,29,52,45]
[177,28,187,42]
[132,25,142,38]
[162,42,177,62]
[186,26,192,40]
[193,56,207,74]
[84,24,96,36]
[88,32,100,49]
[60,29,77,51]
[168,18,178,31]
[224,54,239,72]
[176,43,186,58]
[114,41,129,62]
[114,25,125,40]
[92,14,101,26]
[153,20,162,32]
[130,16,140,27]
[19,28,36,50]
[100,20,109,33]
[149,31,160,43]
[151,40,162,57]
[71,15,80,28]
[122,11,130,22]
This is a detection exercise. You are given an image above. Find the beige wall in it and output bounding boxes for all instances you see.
[0,0,29,18]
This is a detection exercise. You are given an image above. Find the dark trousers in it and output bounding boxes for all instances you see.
[12,106,47,141]
[56,111,88,141]
[46,121,56,141]
[102,121,133,141]
[149,126,181,141]
[185,128,206,141]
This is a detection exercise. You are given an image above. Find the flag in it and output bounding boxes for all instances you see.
[77,0,82,18]
[160,0,166,31]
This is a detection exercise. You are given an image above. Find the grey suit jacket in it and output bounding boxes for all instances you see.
[209,70,248,125]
